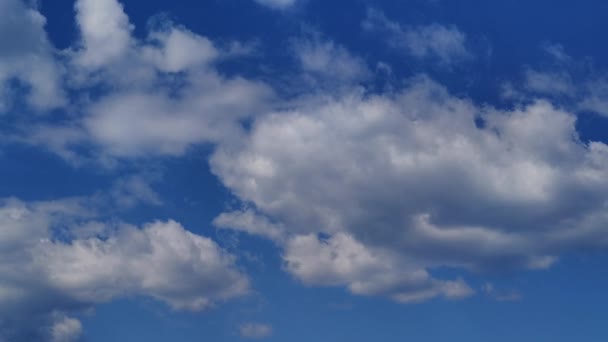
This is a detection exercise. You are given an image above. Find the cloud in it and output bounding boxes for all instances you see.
[524,69,574,96]
[284,232,473,302]
[81,77,269,158]
[239,323,273,339]
[211,76,608,300]
[579,79,608,116]
[0,0,64,111]
[214,209,286,243]
[0,197,249,340]
[500,45,608,115]
[541,43,572,64]
[253,0,297,10]
[51,315,82,342]
[109,174,163,208]
[16,0,272,161]
[292,36,370,85]
[363,9,471,67]
[73,0,133,68]
[6,0,608,323]
[141,26,219,72]
[482,283,522,302]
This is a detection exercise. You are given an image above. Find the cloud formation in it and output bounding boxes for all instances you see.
[17,0,271,162]
[363,9,471,67]
[0,198,248,341]
[212,77,608,300]
[5,0,608,339]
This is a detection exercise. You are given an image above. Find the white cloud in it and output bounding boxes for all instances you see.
[141,26,219,73]
[6,0,608,323]
[253,0,297,10]
[292,37,370,84]
[524,69,574,95]
[285,232,473,302]
[73,0,133,68]
[239,323,273,339]
[214,209,286,243]
[20,0,273,161]
[541,43,572,64]
[0,197,249,340]
[51,315,82,342]
[211,76,608,300]
[482,283,522,302]
[363,9,471,67]
[81,76,269,157]
[579,79,608,116]
[109,174,163,208]
[0,0,64,110]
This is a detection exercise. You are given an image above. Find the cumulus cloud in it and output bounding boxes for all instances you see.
[0,197,248,340]
[239,323,273,339]
[285,233,472,302]
[6,0,608,329]
[0,0,64,110]
[73,0,133,67]
[211,76,608,300]
[73,0,271,159]
[18,0,272,161]
[363,9,471,67]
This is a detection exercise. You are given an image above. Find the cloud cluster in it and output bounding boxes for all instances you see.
[5,0,608,339]
[18,0,271,162]
[0,197,248,341]
[212,77,608,300]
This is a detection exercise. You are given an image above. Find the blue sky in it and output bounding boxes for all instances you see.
[3,0,608,341]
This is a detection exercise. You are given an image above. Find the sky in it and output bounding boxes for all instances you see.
[3,0,608,341]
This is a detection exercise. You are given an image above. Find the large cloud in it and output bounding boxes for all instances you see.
[212,77,608,300]
[0,198,249,341]
[19,0,272,161]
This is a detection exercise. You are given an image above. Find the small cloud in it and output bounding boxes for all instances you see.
[292,35,371,85]
[524,69,574,96]
[541,42,572,63]
[109,174,163,209]
[51,315,82,342]
[483,283,522,302]
[253,0,296,10]
[363,8,472,67]
[239,323,273,339]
